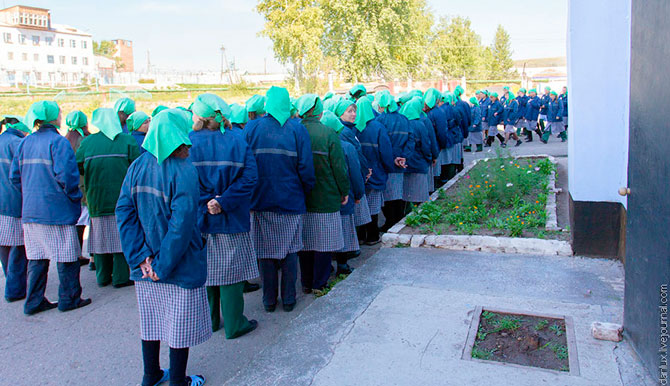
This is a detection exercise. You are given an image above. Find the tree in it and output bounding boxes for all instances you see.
[257,0,324,92]
[487,25,515,79]
[93,40,125,70]
[320,0,432,81]
[429,16,485,79]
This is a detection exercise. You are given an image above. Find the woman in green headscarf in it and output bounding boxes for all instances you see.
[76,108,140,289]
[114,97,136,133]
[127,111,151,153]
[400,97,434,205]
[245,95,266,121]
[10,101,91,315]
[229,103,248,131]
[295,94,350,290]
[116,109,211,386]
[349,84,367,101]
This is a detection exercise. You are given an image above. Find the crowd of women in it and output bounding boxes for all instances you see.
[0,83,566,386]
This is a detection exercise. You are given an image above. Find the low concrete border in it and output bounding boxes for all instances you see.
[461,306,580,376]
[383,154,573,256]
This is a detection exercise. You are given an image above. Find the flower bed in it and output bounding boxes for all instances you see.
[402,155,567,241]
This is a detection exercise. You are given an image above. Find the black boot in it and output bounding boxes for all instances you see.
[365,215,381,245]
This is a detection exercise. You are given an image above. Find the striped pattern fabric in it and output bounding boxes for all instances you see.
[301,211,344,252]
[366,189,384,216]
[403,172,430,203]
[204,232,259,287]
[427,166,435,192]
[432,159,442,176]
[23,223,80,262]
[504,124,517,134]
[488,125,501,137]
[467,131,484,145]
[354,195,372,226]
[0,215,23,246]
[438,148,450,168]
[548,121,566,134]
[88,215,123,254]
[339,214,359,253]
[384,173,404,201]
[250,211,303,260]
[443,144,463,165]
[135,281,212,349]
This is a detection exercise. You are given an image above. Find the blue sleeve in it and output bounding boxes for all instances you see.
[52,138,82,202]
[152,166,200,281]
[430,111,447,149]
[512,103,519,122]
[9,141,22,189]
[215,141,258,212]
[419,124,432,162]
[296,124,316,195]
[557,100,564,119]
[426,121,439,159]
[115,166,153,270]
[399,117,415,160]
[472,108,481,127]
[345,146,365,201]
[377,124,395,173]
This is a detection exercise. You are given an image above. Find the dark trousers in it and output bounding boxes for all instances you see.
[542,129,567,142]
[382,200,405,231]
[365,214,380,243]
[141,340,189,386]
[93,253,130,286]
[206,282,253,339]
[259,253,297,307]
[486,133,506,146]
[24,259,82,313]
[0,245,27,300]
[298,251,332,290]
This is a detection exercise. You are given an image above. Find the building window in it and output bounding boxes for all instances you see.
[2,32,11,43]
[83,57,89,66]
[71,56,77,65]
[22,53,27,61]
[34,53,39,61]
[32,35,39,45]
[58,38,64,47]
[35,72,42,81]
[59,55,65,64]
[45,37,53,46]
[70,39,76,48]
[7,52,13,60]
[19,34,26,44]
[82,40,87,49]
[47,55,54,64]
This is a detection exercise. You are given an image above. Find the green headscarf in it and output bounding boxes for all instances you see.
[409,89,424,100]
[323,98,338,113]
[230,104,248,125]
[483,90,490,96]
[296,94,324,118]
[519,88,527,94]
[469,97,479,106]
[25,100,60,130]
[290,97,298,117]
[114,98,136,115]
[323,92,334,101]
[562,87,568,97]
[65,111,87,136]
[152,105,168,117]
[475,90,482,95]
[354,97,375,132]
[424,88,441,109]
[399,96,423,121]
[529,88,537,94]
[544,86,551,92]
[126,111,150,132]
[191,93,231,126]
[490,92,499,98]
[505,93,515,104]
[398,92,414,105]
[349,84,367,100]
[503,86,510,91]
[143,109,192,164]
[335,99,354,118]
[442,92,455,105]
[374,90,398,113]
[265,86,291,126]
[246,95,266,115]
[320,110,344,133]
[454,85,465,98]
[550,91,558,96]
[3,115,30,134]
[91,108,123,140]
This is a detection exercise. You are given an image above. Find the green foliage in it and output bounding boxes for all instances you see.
[313,274,349,297]
[542,341,569,362]
[487,25,515,79]
[534,319,549,331]
[549,323,565,336]
[93,40,117,57]
[429,16,487,79]
[481,311,496,320]
[471,345,497,360]
[536,158,556,175]
[491,316,523,332]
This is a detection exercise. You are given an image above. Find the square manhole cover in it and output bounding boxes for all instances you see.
[462,306,580,375]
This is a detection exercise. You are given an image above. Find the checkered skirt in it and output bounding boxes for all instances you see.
[504,124,516,134]
[88,215,123,255]
[427,166,435,192]
[204,232,259,286]
[0,215,24,246]
[250,211,303,260]
[438,148,450,168]
[468,131,484,145]
[135,281,212,349]
[339,214,359,253]
[442,144,462,165]
[403,172,430,203]
[384,173,404,201]
[366,189,384,216]
[23,223,80,262]
[301,211,344,252]
[548,121,566,134]
[354,195,372,226]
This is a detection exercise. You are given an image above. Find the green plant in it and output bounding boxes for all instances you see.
[492,316,523,332]
[481,311,496,320]
[471,345,497,360]
[313,274,349,297]
[393,243,410,248]
[549,323,565,336]
[536,158,556,175]
[534,319,549,331]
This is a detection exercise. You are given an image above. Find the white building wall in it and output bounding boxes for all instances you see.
[0,25,95,86]
[567,0,631,207]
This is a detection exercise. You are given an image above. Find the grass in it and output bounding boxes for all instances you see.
[405,150,555,238]
[541,341,569,363]
[549,323,565,336]
[534,319,549,331]
[471,345,497,360]
[313,274,349,298]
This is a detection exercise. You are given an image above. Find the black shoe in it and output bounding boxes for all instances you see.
[229,319,258,339]
[302,287,312,294]
[475,145,483,152]
[243,281,261,293]
[561,138,567,142]
[349,250,361,258]
[525,138,533,142]
[78,257,90,266]
[6,295,26,303]
[283,303,296,312]
[541,139,548,144]
[25,299,58,315]
[264,304,276,312]
[88,262,96,271]
[336,264,353,276]
[484,143,491,148]
[113,281,134,289]
[59,298,92,312]
[464,146,472,152]
[515,140,522,147]
[501,143,507,148]
[98,280,111,287]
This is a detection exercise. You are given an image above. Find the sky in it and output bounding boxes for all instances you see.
[2,0,567,74]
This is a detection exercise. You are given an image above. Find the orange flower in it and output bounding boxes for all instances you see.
[521,221,525,224]
[454,206,459,209]
[474,206,478,209]
[476,185,481,188]
[469,185,473,188]
[535,200,539,204]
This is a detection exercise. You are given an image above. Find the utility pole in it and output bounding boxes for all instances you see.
[221,45,233,84]
[146,49,151,74]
